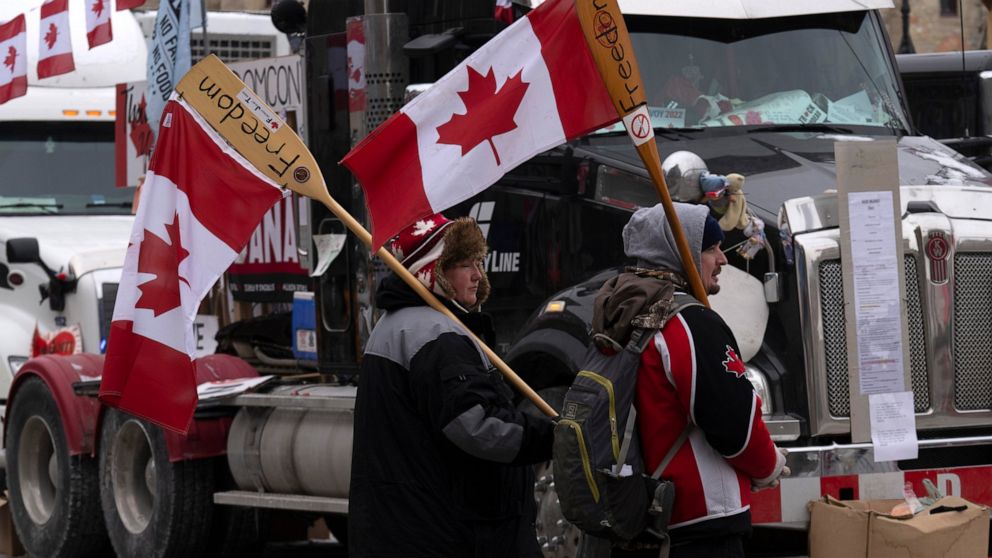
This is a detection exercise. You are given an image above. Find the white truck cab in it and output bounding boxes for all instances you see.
[0,2,145,404]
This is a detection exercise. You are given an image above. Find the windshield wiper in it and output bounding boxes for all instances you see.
[0,202,62,212]
[747,123,854,134]
[85,201,133,208]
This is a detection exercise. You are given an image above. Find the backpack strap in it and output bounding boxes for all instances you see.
[625,326,657,354]
[615,295,702,474]
[651,424,692,480]
[614,327,658,472]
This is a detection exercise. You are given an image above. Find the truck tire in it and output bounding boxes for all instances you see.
[99,408,214,558]
[6,376,109,558]
[205,460,267,558]
[521,385,583,558]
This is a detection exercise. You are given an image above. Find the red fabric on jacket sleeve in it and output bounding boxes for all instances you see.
[668,306,779,480]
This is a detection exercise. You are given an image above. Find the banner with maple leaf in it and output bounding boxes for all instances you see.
[85,0,112,48]
[38,0,75,79]
[99,94,287,433]
[0,15,27,105]
[116,81,154,187]
[341,0,618,250]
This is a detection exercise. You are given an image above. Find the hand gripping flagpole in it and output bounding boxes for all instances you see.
[176,55,557,418]
[574,0,710,307]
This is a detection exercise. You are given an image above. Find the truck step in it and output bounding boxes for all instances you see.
[213,490,349,514]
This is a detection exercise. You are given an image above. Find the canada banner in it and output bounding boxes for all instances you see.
[341,0,617,250]
[0,15,27,105]
[85,0,112,49]
[99,94,286,433]
[38,0,74,79]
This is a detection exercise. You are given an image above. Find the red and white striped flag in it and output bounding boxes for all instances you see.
[85,0,112,48]
[99,95,287,433]
[341,0,617,249]
[38,0,74,79]
[0,15,27,105]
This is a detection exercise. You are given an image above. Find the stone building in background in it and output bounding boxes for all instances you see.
[881,0,990,52]
[135,0,992,54]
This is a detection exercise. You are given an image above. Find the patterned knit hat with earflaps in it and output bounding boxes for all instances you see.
[386,214,490,310]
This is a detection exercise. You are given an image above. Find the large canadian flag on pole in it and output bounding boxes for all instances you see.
[85,0,112,49]
[0,15,27,105]
[341,0,618,249]
[38,0,75,79]
[99,94,286,433]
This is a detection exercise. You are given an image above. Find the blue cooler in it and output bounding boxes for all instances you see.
[292,291,318,361]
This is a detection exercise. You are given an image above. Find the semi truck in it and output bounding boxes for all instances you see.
[6,0,992,557]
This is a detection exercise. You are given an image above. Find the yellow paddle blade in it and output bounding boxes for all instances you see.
[174,54,332,207]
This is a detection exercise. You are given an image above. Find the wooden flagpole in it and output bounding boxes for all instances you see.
[574,0,710,307]
[176,55,557,418]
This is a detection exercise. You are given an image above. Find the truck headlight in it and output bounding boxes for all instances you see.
[743,365,772,415]
[7,356,28,375]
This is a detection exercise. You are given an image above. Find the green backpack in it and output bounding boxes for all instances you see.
[552,294,698,542]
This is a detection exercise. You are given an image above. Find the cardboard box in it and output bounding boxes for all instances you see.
[809,495,989,558]
[0,495,24,557]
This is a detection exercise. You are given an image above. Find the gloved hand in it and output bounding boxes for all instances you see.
[751,446,791,492]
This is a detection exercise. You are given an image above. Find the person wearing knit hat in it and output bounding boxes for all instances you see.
[586,202,788,558]
[349,213,554,558]
[385,213,491,310]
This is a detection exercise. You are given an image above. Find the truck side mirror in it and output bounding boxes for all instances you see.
[7,237,41,264]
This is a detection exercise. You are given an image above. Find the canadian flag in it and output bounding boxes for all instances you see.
[117,0,146,11]
[85,0,112,49]
[0,15,27,105]
[38,0,74,79]
[99,95,286,433]
[495,0,514,23]
[341,0,617,250]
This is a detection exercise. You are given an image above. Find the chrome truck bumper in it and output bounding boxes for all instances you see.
[753,434,992,526]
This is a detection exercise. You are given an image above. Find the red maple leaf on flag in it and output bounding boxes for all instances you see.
[436,65,530,166]
[136,213,190,317]
[91,0,105,18]
[129,96,154,157]
[44,23,58,50]
[722,345,746,378]
[3,46,16,72]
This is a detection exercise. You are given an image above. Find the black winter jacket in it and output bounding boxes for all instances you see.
[348,274,555,558]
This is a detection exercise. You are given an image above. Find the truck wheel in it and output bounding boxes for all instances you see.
[205,461,267,558]
[522,385,583,558]
[6,376,109,558]
[99,408,213,558]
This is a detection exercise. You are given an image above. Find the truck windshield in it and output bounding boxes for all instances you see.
[0,122,133,216]
[599,11,910,132]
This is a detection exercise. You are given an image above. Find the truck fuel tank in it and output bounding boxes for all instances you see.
[227,385,355,498]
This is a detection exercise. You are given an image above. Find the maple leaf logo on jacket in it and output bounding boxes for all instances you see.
[722,345,746,378]
[3,46,16,72]
[136,214,190,316]
[91,0,105,18]
[436,65,530,166]
[44,23,58,50]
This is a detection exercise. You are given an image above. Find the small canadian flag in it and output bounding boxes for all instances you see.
[0,15,27,105]
[38,0,75,79]
[85,0,112,49]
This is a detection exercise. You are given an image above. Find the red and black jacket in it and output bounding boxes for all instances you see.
[636,303,779,541]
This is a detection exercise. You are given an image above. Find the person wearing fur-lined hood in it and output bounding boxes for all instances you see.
[349,214,555,558]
